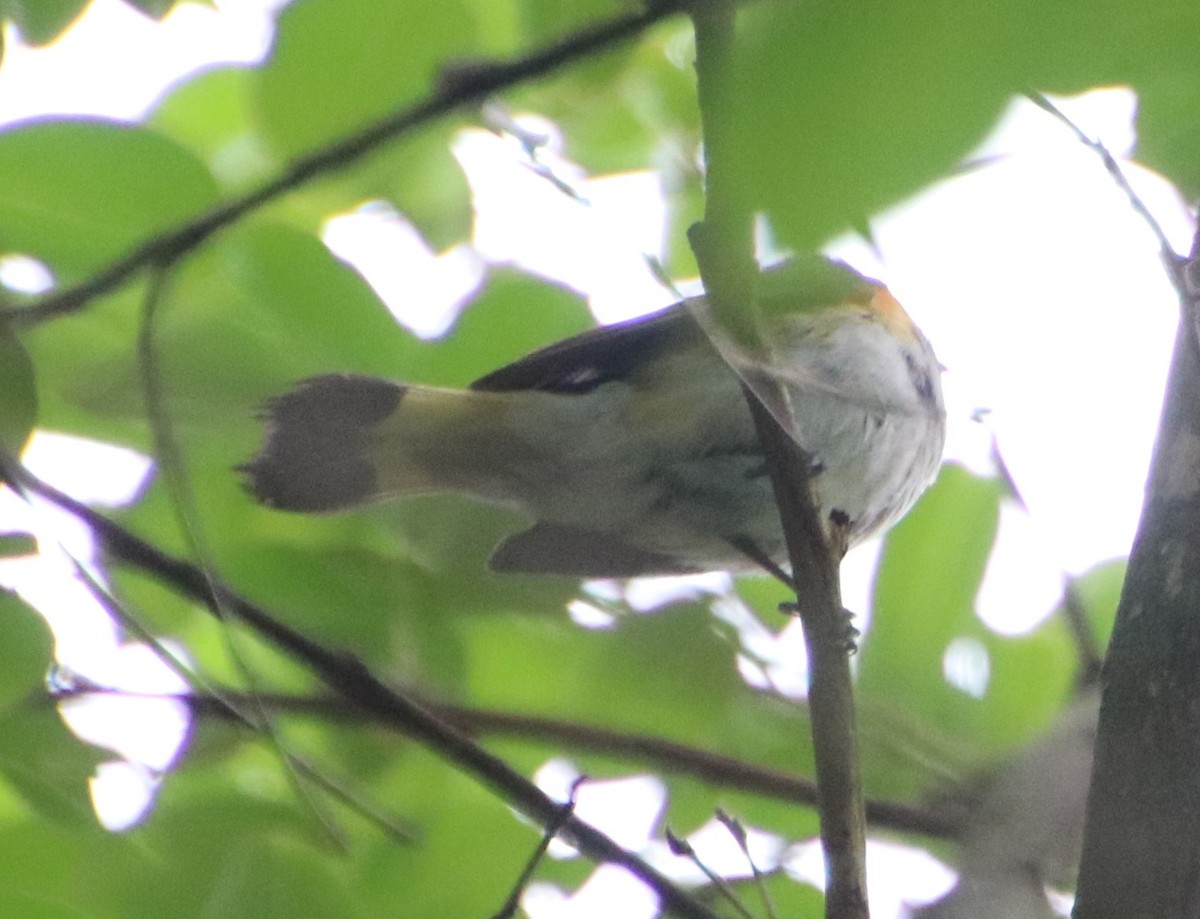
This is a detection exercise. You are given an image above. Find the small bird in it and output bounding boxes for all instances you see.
[241,256,945,577]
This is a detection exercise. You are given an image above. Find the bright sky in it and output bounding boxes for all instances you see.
[0,1,1194,917]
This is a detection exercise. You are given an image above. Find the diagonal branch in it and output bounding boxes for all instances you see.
[0,456,721,919]
[3,0,684,326]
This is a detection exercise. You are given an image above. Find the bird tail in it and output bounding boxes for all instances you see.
[240,373,517,512]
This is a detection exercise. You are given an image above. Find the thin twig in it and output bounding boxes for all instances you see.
[716,809,778,919]
[667,830,757,919]
[3,1,683,326]
[0,456,721,919]
[1025,90,1184,286]
[489,777,585,919]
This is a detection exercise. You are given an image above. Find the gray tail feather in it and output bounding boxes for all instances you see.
[239,373,403,512]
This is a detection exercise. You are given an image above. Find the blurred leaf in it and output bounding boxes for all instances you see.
[26,221,403,445]
[529,20,699,176]
[0,533,37,558]
[465,603,747,748]
[0,590,50,708]
[357,767,536,918]
[0,706,100,826]
[149,65,275,193]
[256,0,476,158]
[397,267,593,387]
[855,465,1009,794]
[0,120,218,280]
[366,125,472,249]
[714,869,825,919]
[0,820,118,919]
[0,324,36,454]
[729,0,1200,247]
[2,0,87,45]
[124,0,181,19]
[1135,77,1200,201]
[517,0,626,43]
[1061,558,1126,648]
[192,837,352,919]
[859,465,1003,707]
[255,0,487,245]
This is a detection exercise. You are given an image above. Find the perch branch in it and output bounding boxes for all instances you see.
[688,2,869,915]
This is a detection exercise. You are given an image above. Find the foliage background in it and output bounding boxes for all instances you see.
[0,0,1197,916]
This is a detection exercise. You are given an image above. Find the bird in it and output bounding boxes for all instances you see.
[240,256,945,577]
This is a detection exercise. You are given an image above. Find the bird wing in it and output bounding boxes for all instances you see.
[470,304,706,394]
[489,522,697,576]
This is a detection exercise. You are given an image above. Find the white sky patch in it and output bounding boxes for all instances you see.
[975,500,1069,634]
[0,432,188,831]
[0,0,281,125]
[0,252,54,293]
[89,760,161,832]
[644,814,786,885]
[57,641,190,769]
[323,202,486,338]
[942,635,992,699]
[787,838,959,916]
[453,123,675,323]
[525,866,660,919]
[534,759,666,858]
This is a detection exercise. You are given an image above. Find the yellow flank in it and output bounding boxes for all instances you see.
[363,386,538,499]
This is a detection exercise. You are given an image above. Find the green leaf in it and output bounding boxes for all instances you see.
[0,820,116,919]
[397,267,593,387]
[26,221,403,443]
[0,706,101,826]
[253,0,484,246]
[2,0,88,45]
[0,323,36,454]
[355,763,541,918]
[149,65,275,193]
[0,533,37,558]
[256,0,477,158]
[855,465,1009,792]
[860,465,1003,702]
[729,0,1200,247]
[0,590,51,708]
[123,0,181,19]
[0,120,218,280]
[364,125,472,249]
[195,837,352,919]
[1135,77,1200,199]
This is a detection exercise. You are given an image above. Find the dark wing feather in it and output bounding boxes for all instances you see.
[489,523,697,576]
[470,305,705,394]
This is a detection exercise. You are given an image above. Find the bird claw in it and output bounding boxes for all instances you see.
[776,602,860,653]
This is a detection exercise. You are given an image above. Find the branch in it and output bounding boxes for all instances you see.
[688,3,869,916]
[1073,227,1200,918]
[3,0,684,326]
[53,684,961,841]
[1,458,720,919]
[743,395,868,919]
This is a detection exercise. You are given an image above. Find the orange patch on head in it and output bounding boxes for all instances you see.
[868,287,920,342]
